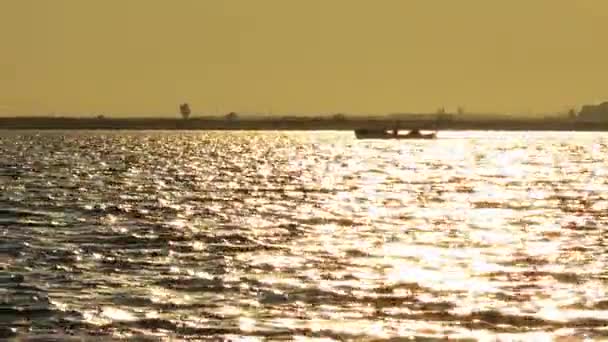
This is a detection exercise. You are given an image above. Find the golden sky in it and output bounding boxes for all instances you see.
[1,0,607,116]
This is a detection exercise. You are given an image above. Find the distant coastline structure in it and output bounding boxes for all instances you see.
[332,113,346,121]
[578,101,608,121]
[180,103,191,120]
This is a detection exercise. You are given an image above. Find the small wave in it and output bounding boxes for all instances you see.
[2,131,608,339]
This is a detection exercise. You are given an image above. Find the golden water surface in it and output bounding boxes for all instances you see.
[0,130,607,341]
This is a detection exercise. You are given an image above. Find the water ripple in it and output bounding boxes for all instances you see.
[1,130,607,340]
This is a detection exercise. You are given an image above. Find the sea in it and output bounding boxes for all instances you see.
[1,130,608,341]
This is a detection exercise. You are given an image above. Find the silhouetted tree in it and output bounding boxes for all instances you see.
[225,112,238,121]
[437,107,454,123]
[180,103,191,120]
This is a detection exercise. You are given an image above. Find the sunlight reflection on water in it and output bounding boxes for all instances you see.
[1,130,608,340]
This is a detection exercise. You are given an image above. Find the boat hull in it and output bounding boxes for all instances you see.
[355,131,437,140]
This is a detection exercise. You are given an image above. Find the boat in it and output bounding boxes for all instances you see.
[354,129,437,140]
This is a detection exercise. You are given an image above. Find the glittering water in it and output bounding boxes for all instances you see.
[1,130,608,341]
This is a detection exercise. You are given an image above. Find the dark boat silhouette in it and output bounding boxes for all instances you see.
[354,129,437,140]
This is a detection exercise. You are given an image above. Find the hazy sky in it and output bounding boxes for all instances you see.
[1,0,607,116]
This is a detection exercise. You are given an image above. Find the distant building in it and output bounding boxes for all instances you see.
[578,101,608,121]
[438,114,454,122]
[280,115,305,121]
[389,113,432,120]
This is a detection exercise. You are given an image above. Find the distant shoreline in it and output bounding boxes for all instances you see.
[2,116,608,131]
